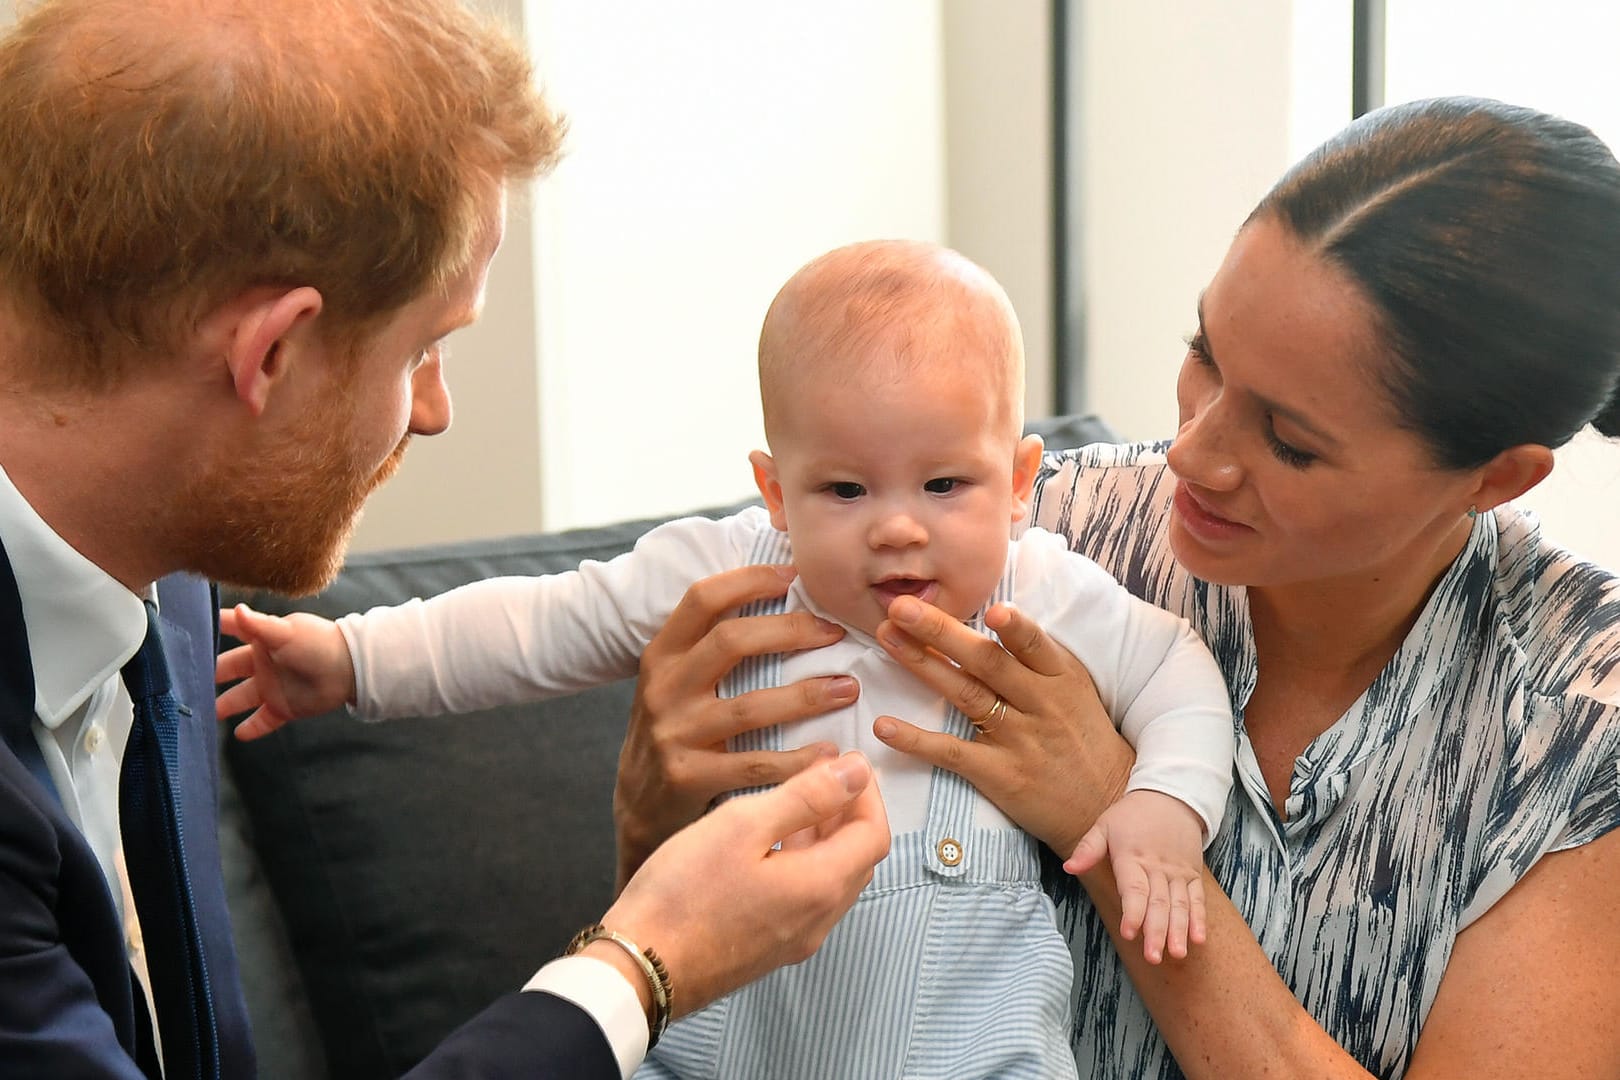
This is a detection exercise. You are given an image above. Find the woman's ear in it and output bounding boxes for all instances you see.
[1010,433,1045,523]
[1469,443,1555,513]
[750,449,789,531]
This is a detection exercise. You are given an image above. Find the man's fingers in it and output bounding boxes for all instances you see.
[717,744,840,792]
[744,751,876,846]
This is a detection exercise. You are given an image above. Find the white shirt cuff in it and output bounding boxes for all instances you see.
[523,955,648,1079]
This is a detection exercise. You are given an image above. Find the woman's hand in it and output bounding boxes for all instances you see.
[615,564,860,889]
[870,594,1133,855]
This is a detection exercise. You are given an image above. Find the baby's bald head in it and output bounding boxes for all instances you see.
[757,240,1025,445]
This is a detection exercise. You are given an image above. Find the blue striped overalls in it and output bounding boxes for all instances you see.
[636,529,1079,1080]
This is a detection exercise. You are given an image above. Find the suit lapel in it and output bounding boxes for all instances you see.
[0,534,58,804]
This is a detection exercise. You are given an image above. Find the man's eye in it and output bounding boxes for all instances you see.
[828,482,865,500]
[924,478,960,494]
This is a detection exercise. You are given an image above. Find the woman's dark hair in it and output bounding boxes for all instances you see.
[1254,96,1620,468]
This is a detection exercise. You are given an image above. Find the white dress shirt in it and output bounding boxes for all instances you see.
[0,463,162,1060]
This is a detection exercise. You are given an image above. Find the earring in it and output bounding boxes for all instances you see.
[1466,505,1479,520]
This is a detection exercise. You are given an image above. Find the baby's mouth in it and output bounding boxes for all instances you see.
[871,578,939,608]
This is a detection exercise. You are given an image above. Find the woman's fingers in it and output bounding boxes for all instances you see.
[650,566,842,699]
[686,676,860,747]
[985,601,1095,682]
[871,714,982,781]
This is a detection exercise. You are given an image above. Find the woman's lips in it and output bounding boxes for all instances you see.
[872,578,939,608]
[1173,482,1252,542]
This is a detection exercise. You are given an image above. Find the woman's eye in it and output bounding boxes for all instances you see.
[924,478,960,494]
[1265,425,1316,469]
[1184,330,1213,366]
[828,482,865,500]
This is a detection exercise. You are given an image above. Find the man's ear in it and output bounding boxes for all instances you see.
[749,449,789,531]
[223,287,325,416]
[1010,433,1044,523]
[1467,443,1555,514]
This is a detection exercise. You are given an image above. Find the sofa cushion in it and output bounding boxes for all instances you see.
[222,413,1118,1078]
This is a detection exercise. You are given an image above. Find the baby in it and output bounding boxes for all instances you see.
[216,240,1234,1079]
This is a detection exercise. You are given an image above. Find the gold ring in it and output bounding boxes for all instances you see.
[972,696,1008,733]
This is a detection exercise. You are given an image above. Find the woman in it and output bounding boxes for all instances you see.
[616,97,1620,1078]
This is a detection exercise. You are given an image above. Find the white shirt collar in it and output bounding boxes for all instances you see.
[0,462,149,728]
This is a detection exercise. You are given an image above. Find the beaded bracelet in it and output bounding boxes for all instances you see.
[565,923,673,1047]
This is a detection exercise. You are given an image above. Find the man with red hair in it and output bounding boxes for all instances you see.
[0,1,888,1076]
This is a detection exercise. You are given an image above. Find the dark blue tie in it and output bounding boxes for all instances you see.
[119,602,220,1080]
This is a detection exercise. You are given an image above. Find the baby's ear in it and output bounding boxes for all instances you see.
[749,450,789,531]
[1010,433,1044,523]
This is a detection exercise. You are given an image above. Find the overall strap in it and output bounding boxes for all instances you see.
[919,564,1017,881]
[719,526,793,796]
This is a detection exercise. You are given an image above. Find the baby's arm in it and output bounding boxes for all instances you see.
[1068,608,1233,963]
[1018,530,1234,963]
[215,604,356,739]
[1067,790,1208,963]
[219,511,762,731]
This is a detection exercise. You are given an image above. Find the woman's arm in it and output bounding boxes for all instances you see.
[872,594,1620,1080]
[1403,828,1620,1078]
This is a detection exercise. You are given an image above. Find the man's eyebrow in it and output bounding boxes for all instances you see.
[1192,293,1342,451]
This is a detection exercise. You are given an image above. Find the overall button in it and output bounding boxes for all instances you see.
[83,726,104,753]
[936,837,963,867]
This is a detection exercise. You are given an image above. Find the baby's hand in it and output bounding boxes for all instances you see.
[215,603,357,740]
[1064,789,1207,964]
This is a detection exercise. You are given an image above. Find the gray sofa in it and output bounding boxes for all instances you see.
[217,413,1117,1079]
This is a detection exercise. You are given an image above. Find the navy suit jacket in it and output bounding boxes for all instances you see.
[0,539,619,1078]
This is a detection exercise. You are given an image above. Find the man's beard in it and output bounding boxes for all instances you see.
[177,402,411,597]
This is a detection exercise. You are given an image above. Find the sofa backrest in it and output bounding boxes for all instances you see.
[220,413,1119,1079]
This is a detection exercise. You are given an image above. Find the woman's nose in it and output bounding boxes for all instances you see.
[1166,403,1241,493]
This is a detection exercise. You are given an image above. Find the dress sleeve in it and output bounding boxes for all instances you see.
[1460,692,1620,928]
[340,511,765,720]
[1551,700,1620,854]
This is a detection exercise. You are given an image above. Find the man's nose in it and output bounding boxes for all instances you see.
[408,354,452,436]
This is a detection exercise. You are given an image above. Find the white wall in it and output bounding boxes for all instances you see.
[354,0,1061,547]
[522,0,948,531]
[1074,1,1297,442]
[1382,0,1620,570]
[944,1,1054,422]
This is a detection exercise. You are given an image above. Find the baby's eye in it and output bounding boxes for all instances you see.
[924,478,961,494]
[827,482,866,500]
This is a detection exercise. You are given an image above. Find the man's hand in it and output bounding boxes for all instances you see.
[601,750,889,1018]
[215,603,357,739]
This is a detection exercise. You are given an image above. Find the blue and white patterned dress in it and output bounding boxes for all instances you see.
[1030,442,1620,1080]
